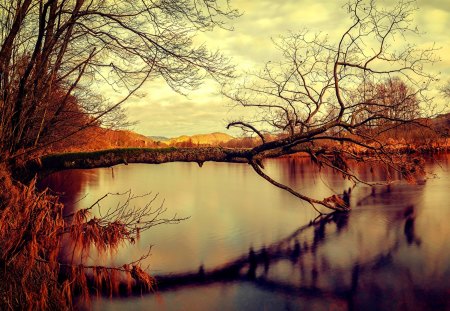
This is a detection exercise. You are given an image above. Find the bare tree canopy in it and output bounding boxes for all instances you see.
[225,0,439,212]
[442,81,450,99]
[0,0,238,154]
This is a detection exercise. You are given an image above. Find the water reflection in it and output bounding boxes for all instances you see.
[40,155,450,310]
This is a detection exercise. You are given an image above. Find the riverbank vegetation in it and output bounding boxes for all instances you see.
[0,0,449,309]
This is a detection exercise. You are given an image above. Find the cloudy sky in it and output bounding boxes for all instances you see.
[122,0,450,138]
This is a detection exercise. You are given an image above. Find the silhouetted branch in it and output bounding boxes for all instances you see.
[227,121,266,143]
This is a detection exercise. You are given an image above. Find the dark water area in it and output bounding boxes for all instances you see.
[41,154,450,311]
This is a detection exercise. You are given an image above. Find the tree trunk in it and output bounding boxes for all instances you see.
[19,147,251,180]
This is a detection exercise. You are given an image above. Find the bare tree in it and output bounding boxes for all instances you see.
[225,0,438,212]
[0,0,238,155]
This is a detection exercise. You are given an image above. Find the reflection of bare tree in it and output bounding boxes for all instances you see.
[402,205,421,246]
[142,205,433,311]
[114,207,414,300]
[73,196,450,310]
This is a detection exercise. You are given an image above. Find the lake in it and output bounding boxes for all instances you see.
[41,154,450,311]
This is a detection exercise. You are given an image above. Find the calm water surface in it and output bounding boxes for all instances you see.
[42,155,450,311]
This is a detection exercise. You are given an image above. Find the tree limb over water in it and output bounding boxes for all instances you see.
[31,147,249,171]
[24,146,355,211]
[25,142,437,212]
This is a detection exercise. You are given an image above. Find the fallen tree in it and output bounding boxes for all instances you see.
[22,145,372,212]
[21,141,435,213]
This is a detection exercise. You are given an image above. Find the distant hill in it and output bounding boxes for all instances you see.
[149,136,170,142]
[50,129,238,152]
[106,130,156,147]
[168,132,234,146]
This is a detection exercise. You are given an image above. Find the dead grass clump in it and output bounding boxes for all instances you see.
[0,164,66,310]
[0,164,162,310]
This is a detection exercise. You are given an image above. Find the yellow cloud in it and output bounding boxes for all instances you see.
[124,0,450,136]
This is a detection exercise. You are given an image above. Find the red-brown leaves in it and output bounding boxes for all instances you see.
[0,165,66,309]
[69,213,131,254]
